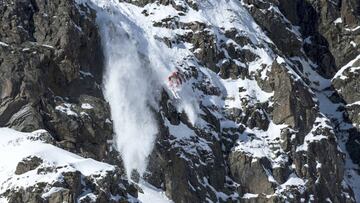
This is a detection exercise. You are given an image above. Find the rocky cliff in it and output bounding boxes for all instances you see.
[0,0,359,202]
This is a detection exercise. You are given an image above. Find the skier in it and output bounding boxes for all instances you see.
[167,70,185,98]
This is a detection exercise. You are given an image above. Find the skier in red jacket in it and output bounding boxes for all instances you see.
[167,70,185,98]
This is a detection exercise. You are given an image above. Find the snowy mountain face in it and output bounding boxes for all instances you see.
[0,0,360,202]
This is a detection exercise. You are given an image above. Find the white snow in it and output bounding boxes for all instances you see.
[338,134,360,202]
[311,66,360,202]
[347,101,360,107]
[167,120,194,139]
[334,18,342,24]
[345,26,360,32]
[242,193,259,199]
[296,117,330,152]
[79,70,93,77]
[316,161,322,169]
[91,0,162,178]
[0,41,9,47]
[41,187,65,198]
[282,175,305,186]
[55,103,78,116]
[74,0,280,182]
[291,56,331,89]
[81,103,94,109]
[333,54,360,80]
[222,78,273,109]
[78,192,98,202]
[0,128,114,196]
[350,41,357,47]
[41,44,54,49]
[73,0,360,201]
[235,122,287,166]
[138,182,173,203]
[271,173,307,197]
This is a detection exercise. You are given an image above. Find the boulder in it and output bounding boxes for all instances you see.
[15,156,43,175]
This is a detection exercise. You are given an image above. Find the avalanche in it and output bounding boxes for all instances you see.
[73,0,360,201]
[80,0,203,178]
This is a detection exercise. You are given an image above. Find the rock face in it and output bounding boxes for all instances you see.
[5,168,137,203]
[0,0,134,202]
[1,0,360,202]
[15,156,43,175]
[0,0,111,160]
[269,61,316,134]
[139,0,360,202]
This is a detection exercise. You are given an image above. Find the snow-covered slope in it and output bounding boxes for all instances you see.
[76,0,360,202]
[0,0,359,202]
[0,128,113,181]
[0,128,136,202]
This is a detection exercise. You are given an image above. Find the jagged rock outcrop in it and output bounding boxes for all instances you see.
[4,168,137,203]
[145,91,229,203]
[139,0,360,202]
[0,0,110,162]
[268,61,316,134]
[1,0,360,202]
[15,156,43,175]
[0,0,135,202]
